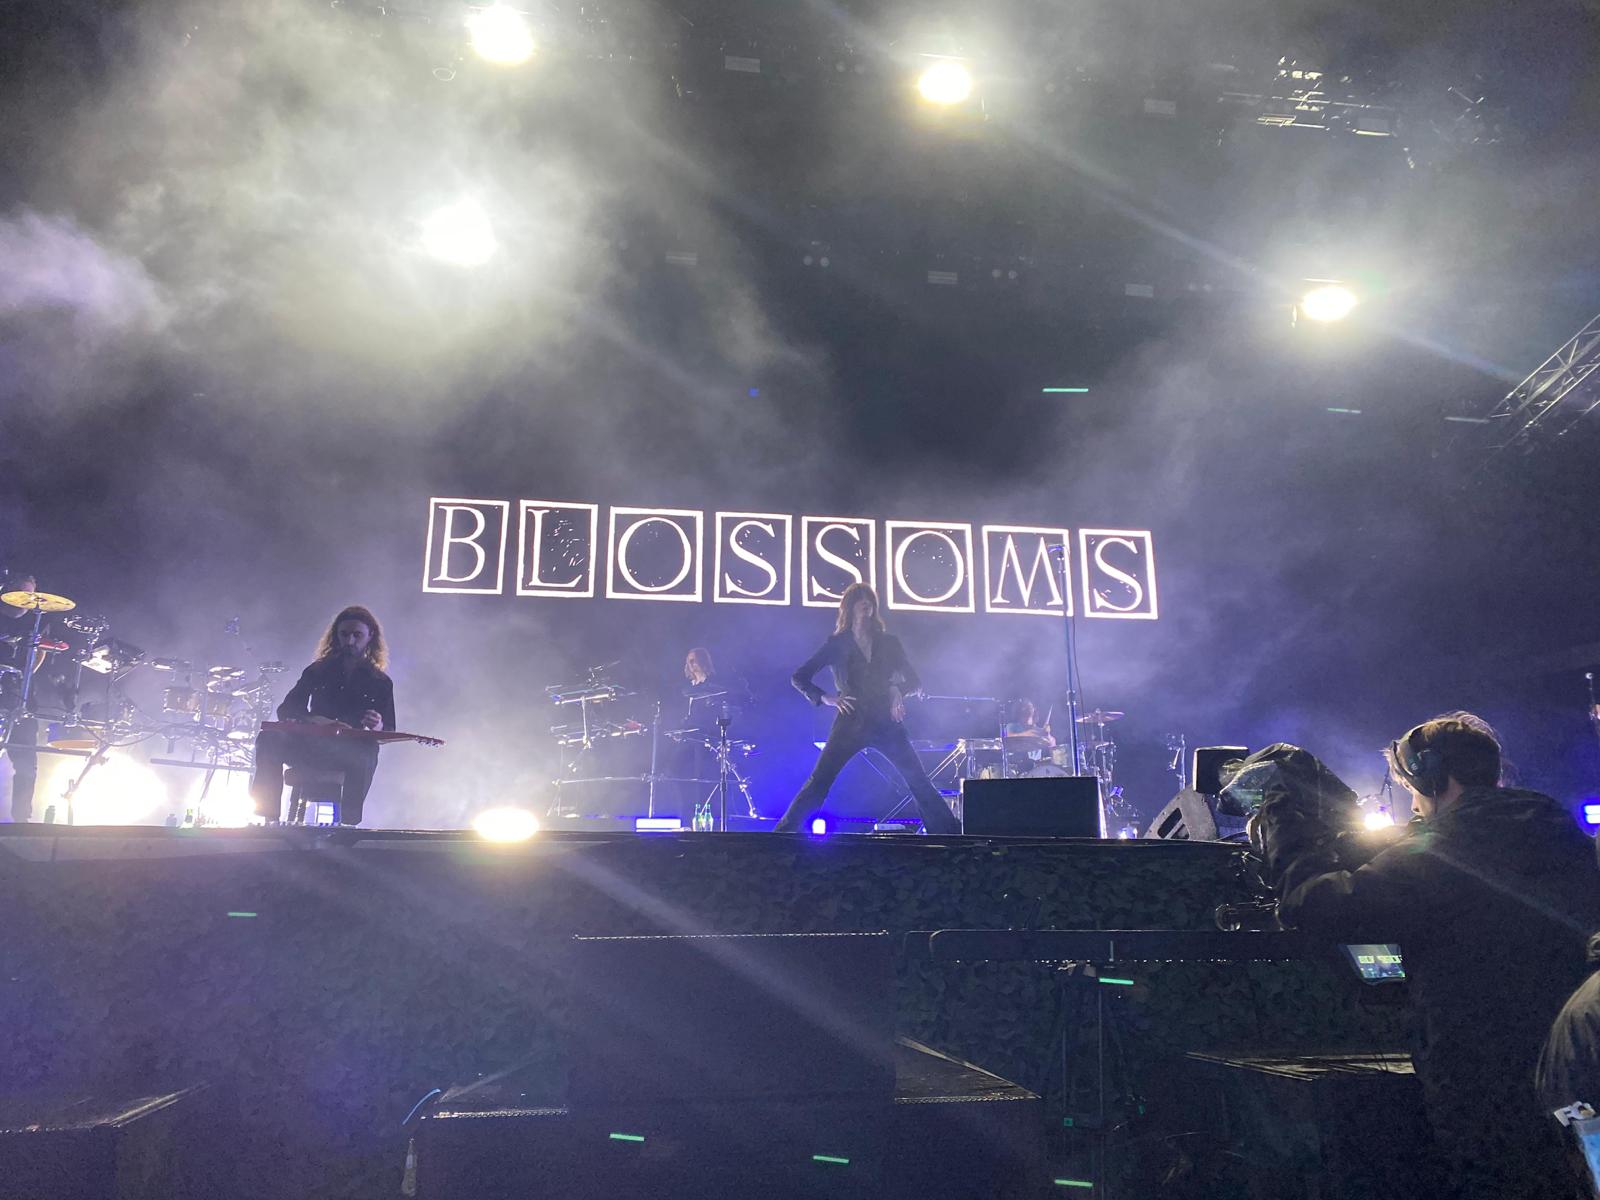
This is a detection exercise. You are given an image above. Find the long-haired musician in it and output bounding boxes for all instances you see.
[774,582,960,835]
[249,605,396,825]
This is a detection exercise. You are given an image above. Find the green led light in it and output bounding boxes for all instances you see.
[1053,1179,1094,1189]
[1061,1116,1075,1127]
[226,912,258,918]
[608,1132,645,1143]
[812,1155,851,1165]
[1042,387,1090,394]
[1098,976,1135,986]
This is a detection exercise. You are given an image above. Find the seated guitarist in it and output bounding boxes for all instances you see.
[249,605,396,825]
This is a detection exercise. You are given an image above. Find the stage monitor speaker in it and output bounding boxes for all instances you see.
[1143,789,1221,841]
[959,776,1101,838]
[1192,745,1248,796]
[567,931,894,1109]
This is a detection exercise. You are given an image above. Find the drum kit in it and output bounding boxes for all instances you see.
[905,701,1140,835]
[544,662,759,830]
[1,587,291,823]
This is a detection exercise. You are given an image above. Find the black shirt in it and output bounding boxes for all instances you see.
[791,629,921,722]
[277,657,396,732]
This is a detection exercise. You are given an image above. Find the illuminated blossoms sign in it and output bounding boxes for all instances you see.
[422,498,1159,619]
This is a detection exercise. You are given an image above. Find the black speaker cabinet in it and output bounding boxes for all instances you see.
[959,776,1101,838]
[0,1085,229,1200]
[567,931,894,1108]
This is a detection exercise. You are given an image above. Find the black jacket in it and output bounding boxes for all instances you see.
[277,657,396,733]
[790,630,920,723]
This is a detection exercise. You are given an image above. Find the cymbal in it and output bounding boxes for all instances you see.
[1,590,76,613]
[1076,709,1125,724]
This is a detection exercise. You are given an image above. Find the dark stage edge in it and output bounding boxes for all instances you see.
[0,825,1405,1200]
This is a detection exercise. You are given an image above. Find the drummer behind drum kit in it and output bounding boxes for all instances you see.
[0,588,289,825]
[545,661,759,831]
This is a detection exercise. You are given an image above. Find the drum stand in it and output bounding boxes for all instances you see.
[704,712,758,830]
[13,601,50,714]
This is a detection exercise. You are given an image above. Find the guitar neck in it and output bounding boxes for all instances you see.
[260,721,443,747]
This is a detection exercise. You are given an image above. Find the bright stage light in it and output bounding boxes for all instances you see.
[40,756,169,826]
[201,792,259,829]
[421,201,496,267]
[467,5,535,66]
[473,806,540,842]
[1363,809,1396,831]
[1299,284,1358,322]
[810,816,828,836]
[916,61,973,106]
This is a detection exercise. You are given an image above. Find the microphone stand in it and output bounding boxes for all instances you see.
[1050,542,1099,835]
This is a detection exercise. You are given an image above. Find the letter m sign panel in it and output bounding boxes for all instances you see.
[982,526,1071,616]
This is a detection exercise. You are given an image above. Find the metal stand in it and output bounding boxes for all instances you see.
[14,602,49,713]
[1051,543,1100,835]
[646,700,662,818]
[57,741,114,827]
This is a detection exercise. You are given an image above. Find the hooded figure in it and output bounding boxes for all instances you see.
[1250,718,1600,1199]
[1536,838,1600,1196]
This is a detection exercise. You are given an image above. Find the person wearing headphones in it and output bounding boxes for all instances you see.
[1251,712,1600,1200]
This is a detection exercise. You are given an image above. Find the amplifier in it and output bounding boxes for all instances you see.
[960,776,1101,838]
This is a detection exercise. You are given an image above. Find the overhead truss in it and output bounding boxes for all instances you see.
[1486,310,1600,453]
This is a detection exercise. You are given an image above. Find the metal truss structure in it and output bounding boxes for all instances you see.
[1485,310,1600,453]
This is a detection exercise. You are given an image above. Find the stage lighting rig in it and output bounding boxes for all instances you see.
[466,4,535,66]
[915,58,974,106]
[473,806,541,841]
[1476,308,1600,454]
[421,200,496,266]
[1296,282,1358,323]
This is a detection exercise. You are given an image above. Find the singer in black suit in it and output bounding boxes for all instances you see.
[775,583,960,835]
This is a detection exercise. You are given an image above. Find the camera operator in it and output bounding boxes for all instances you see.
[1249,713,1600,1199]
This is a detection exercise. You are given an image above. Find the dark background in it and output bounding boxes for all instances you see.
[2,0,1598,827]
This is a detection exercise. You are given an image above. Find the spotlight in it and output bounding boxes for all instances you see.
[1363,808,1395,831]
[421,201,495,267]
[473,806,540,842]
[1298,284,1358,323]
[810,816,828,836]
[41,756,166,825]
[916,60,973,106]
[1582,802,1600,827]
[467,5,535,66]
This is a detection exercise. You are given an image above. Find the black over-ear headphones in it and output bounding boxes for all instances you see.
[1389,724,1448,798]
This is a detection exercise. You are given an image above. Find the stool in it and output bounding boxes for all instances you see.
[283,765,344,826]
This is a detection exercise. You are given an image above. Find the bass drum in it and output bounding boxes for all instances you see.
[1026,761,1073,779]
[46,721,99,752]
